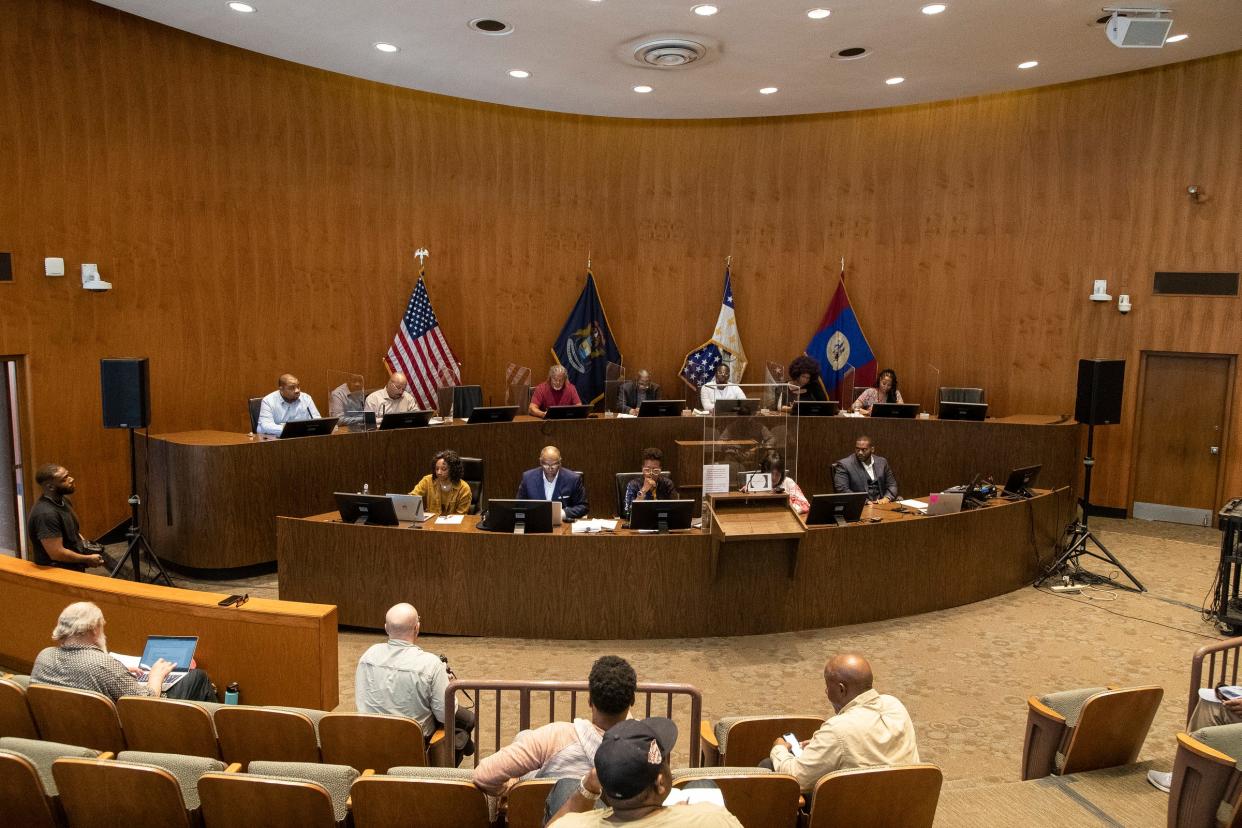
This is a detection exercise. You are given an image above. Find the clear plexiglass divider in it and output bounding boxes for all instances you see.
[603,361,625,416]
[326,370,371,430]
[699,383,791,531]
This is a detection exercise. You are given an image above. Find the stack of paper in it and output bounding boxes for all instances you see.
[571,519,618,534]
[435,515,465,525]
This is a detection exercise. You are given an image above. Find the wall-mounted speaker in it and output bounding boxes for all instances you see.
[1075,359,1124,425]
[100,358,151,429]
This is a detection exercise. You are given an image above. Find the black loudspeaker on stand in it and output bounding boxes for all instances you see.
[1038,359,1145,592]
[99,358,173,586]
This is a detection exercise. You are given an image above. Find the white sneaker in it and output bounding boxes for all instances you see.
[1147,770,1172,793]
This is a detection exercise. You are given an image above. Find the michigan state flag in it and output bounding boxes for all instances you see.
[805,266,876,404]
[551,272,623,405]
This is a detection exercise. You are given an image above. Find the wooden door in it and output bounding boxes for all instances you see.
[1132,353,1232,525]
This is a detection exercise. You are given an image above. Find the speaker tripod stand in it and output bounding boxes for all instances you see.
[109,428,173,586]
[1037,420,1144,592]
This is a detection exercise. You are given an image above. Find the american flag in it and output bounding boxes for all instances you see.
[384,272,460,409]
[680,267,747,388]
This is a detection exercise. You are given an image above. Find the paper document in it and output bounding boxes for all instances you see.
[435,515,464,525]
[702,464,730,495]
[109,652,188,691]
[616,412,638,419]
[899,499,929,510]
[663,787,725,807]
[571,519,618,534]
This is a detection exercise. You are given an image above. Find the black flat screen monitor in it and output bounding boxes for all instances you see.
[871,403,920,419]
[638,399,684,417]
[714,398,760,416]
[938,402,988,421]
[279,417,339,438]
[794,401,840,417]
[479,499,554,534]
[378,409,433,430]
[334,492,400,526]
[629,499,695,533]
[545,404,591,420]
[1003,464,1042,498]
[466,405,519,424]
[807,492,869,527]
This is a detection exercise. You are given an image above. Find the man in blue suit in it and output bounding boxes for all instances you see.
[516,445,590,520]
[833,435,899,503]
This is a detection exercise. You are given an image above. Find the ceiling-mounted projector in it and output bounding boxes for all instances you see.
[1104,8,1173,48]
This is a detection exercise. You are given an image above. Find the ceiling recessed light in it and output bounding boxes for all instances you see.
[373,42,399,53]
[807,8,831,19]
[633,85,653,93]
[693,4,719,15]
[227,1,255,11]
[885,77,905,85]
[1017,60,1039,69]
[831,47,868,60]
[469,18,514,35]
[509,69,530,78]
[921,4,946,14]
[1166,33,1188,42]
[759,86,779,95]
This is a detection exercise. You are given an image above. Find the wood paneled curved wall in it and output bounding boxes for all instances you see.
[1,0,1239,533]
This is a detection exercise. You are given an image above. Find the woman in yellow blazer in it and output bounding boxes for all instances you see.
[410,450,473,515]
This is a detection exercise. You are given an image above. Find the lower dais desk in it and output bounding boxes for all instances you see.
[277,488,1071,639]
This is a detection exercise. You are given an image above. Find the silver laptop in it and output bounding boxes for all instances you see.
[550,500,563,526]
[925,492,964,516]
[386,494,428,522]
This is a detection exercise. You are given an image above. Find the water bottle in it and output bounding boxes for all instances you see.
[225,682,240,704]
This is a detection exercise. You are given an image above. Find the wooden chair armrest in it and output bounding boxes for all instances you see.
[1177,731,1238,765]
[361,769,376,777]
[699,720,718,749]
[225,763,243,773]
[97,752,115,761]
[429,728,446,745]
[1027,696,1067,723]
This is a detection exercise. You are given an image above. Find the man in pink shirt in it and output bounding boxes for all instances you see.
[473,656,636,798]
[529,365,583,418]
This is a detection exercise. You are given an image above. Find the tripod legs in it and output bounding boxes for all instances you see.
[109,526,174,586]
[1039,520,1145,593]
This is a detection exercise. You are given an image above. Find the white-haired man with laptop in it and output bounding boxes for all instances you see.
[31,601,217,701]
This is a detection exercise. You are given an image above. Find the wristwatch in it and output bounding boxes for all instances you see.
[578,778,601,801]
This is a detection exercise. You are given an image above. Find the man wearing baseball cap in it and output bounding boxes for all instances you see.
[549,717,743,826]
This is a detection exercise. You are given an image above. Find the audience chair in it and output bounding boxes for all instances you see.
[937,387,985,405]
[806,764,943,828]
[700,715,824,767]
[0,736,104,799]
[117,697,221,758]
[503,778,557,828]
[26,685,126,754]
[1188,636,1242,727]
[319,712,425,772]
[198,771,340,828]
[1021,685,1163,779]
[0,748,59,828]
[0,676,39,739]
[248,761,358,824]
[460,456,484,514]
[214,706,321,767]
[247,397,262,433]
[1166,725,1242,828]
[54,752,225,828]
[352,770,490,828]
[672,767,801,828]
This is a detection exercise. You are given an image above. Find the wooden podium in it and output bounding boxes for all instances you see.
[706,492,806,578]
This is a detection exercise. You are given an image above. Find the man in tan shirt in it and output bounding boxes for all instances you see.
[767,653,919,791]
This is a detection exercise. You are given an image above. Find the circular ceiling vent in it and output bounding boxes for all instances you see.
[633,38,708,68]
[469,18,513,35]
[831,46,869,60]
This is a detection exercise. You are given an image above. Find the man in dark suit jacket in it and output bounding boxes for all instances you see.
[833,436,899,503]
[516,445,590,519]
[616,370,661,415]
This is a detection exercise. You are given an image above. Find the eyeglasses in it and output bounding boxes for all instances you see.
[541,461,562,469]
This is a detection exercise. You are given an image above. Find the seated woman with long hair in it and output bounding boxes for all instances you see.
[852,368,903,415]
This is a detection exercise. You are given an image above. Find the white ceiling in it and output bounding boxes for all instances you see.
[94,0,1242,119]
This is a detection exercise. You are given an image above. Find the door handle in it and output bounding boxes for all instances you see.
[1210,446,1220,455]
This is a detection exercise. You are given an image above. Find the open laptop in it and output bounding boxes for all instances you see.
[378,410,433,430]
[386,493,429,522]
[278,417,339,438]
[137,635,198,691]
[924,492,965,516]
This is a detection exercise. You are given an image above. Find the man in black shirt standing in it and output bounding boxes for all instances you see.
[27,464,104,572]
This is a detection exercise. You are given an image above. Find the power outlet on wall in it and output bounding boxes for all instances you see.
[0,251,12,282]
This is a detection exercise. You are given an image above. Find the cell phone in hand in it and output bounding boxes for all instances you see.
[1217,685,1242,701]
[783,732,804,756]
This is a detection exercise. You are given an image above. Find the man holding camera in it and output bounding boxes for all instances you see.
[27,464,110,573]
[355,603,475,761]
